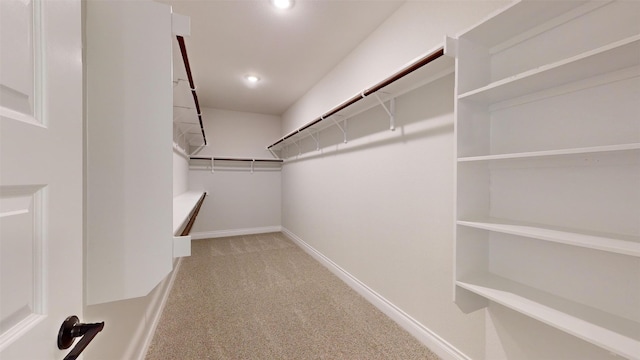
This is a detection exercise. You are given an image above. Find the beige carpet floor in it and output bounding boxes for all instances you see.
[145,232,440,359]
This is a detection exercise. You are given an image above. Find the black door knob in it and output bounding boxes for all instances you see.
[58,315,104,360]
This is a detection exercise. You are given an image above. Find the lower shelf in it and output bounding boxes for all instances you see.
[457,273,640,359]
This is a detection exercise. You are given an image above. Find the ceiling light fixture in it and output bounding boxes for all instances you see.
[271,0,294,10]
[245,75,260,83]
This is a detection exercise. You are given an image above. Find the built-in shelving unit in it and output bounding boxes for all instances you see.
[453,1,640,358]
[266,45,454,157]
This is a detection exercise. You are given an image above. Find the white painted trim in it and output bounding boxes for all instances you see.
[171,13,190,36]
[122,258,183,360]
[190,226,282,239]
[173,235,191,257]
[281,227,470,360]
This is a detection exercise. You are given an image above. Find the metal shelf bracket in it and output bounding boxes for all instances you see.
[330,116,348,143]
[294,140,301,157]
[374,93,396,131]
[309,131,320,151]
[268,147,279,159]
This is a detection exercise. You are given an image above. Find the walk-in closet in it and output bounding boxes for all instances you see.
[0,0,637,359]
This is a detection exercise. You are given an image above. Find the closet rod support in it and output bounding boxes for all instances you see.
[374,93,396,131]
[268,147,279,159]
[331,116,348,144]
[294,140,301,157]
[310,131,320,151]
[189,144,206,157]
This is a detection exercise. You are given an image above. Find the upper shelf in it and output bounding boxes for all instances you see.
[173,35,207,147]
[458,34,640,104]
[457,0,591,48]
[267,45,454,151]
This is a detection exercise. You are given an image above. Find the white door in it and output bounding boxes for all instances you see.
[0,0,84,359]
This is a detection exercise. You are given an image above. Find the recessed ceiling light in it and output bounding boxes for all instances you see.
[271,0,294,10]
[245,75,260,83]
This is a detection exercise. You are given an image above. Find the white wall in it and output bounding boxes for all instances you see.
[282,74,489,359]
[279,2,508,360]
[203,108,281,158]
[83,140,191,359]
[189,108,282,238]
[173,149,189,196]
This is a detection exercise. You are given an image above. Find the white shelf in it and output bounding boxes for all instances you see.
[458,35,640,104]
[454,2,640,356]
[171,35,206,147]
[457,219,640,257]
[457,1,590,48]
[457,273,640,360]
[458,143,640,162]
[173,191,206,235]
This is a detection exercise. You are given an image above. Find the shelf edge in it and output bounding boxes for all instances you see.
[457,143,640,162]
[457,220,640,257]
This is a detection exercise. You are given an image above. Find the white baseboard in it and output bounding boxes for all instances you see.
[281,227,470,360]
[129,258,184,360]
[190,226,282,239]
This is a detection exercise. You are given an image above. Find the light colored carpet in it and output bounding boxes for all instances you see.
[145,232,440,359]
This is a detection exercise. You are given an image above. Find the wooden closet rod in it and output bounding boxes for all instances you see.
[190,156,284,163]
[180,192,207,237]
[177,36,207,146]
[267,46,445,149]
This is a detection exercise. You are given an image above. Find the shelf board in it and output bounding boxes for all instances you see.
[457,1,589,48]
[458,143,640,162]
[173,191,206,235]
[457,273,640,359]
[172,35,206,147]
[458,35,640,104]
[457,219,640,257]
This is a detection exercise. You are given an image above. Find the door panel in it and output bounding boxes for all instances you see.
[0,0,38,121]
[0,0,83,358]
[0,186,44,337]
